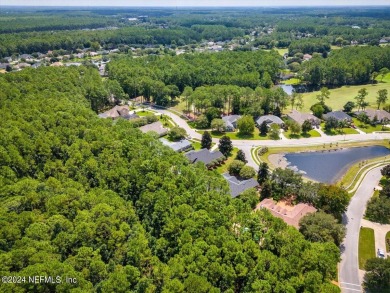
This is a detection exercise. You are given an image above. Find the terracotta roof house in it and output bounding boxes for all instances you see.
[139,121,168,137]
[355,109,390,124]
[323,111,352,123]
[222,115,241,131]
[185,149,225,165]
[98,105,140,120]
[160,138,193,152]
[256,115,284,126]
[257,198,317,228]
[286,110,321,127]
[303,54,312,61]
[222,173,258,198]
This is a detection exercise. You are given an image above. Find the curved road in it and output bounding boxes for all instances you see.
[339,167,383,293]
[155,107,388,291]
[153,108,390,168]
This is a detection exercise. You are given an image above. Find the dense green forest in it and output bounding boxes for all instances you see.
[107,50,282,105]
[301,46,390,85]
[0,6,389,57]
[0,66,340,292]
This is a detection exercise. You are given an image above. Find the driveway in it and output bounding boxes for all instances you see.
[151,107,390,169]
[360,219,390,259]
[339,167,383,293]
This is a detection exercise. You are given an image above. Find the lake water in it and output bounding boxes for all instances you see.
[284,146,390,183]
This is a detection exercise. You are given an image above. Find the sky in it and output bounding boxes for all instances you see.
[1,0,390,6]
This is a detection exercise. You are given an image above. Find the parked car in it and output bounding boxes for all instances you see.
[378,248,385,258]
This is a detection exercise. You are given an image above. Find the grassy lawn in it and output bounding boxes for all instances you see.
[215,147,238,174]
[358,227,376,269]
[199,128,272,140]
[283,78,301,85]
[301,83,390,112]
[376,72,390,84]
[137,110,155,117]
[191,140,202,150]
[284,129,321,139]
[386,231,390,253]
[323,127,359,136]
[276,48,289,56]
[352,117,389,133]
[171,97,187,113]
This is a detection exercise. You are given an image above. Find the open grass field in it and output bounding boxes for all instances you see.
[283,129,321,139]
[358,227,376,269]
[376,72,390,84]
[216,147,238,174]
[301,83,390,112]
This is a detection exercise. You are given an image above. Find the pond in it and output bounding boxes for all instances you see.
[284,146,390,183]
[278,83,338,95]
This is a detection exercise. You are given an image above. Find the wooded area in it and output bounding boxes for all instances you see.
[0,67,340,292]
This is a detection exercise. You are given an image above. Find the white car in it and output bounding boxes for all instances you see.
[378,248,385,258]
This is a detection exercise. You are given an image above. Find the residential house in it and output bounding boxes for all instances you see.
[323,111,352,123]
[257,198,317,228]
[222,115,241,132]
[355,109,390,124]
[139,121,168,137]
[98,105,140,120]
[256,115,284,127]
[222,173,258,198]
[303,54,312,61]
[185,149,225,166]
[18,63,31,69]
[286,110,321,127]
[160,138,193,152]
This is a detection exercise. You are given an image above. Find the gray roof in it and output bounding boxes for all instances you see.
[139,121,168,137]
[355,109,390,122]
[256,115,284,125]
[222,115,241,129]
[286,110,320,126]
[323,111,352,121]
[185,149,224,165]
[160,138,193,152]
[222,173,258,198]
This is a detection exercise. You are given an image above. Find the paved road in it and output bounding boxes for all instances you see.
[152,107,390,168]
[339,167,383,293]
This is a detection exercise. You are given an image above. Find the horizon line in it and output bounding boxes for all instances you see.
[1,5,390,7]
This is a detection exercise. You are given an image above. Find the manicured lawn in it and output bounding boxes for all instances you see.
[386,231,390,253]
[199,129,272,140]
[301,83,390,112]
[358,227,376,269]
[276,48,289,56]
[137,110,155,117]
[284,129,321,139]
[352,117,389,133]
[215,148,238,174]
[323,127,359,135]
[283,78,301,85]
[191,140,202,150]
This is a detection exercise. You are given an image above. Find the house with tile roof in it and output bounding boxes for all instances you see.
[257,199,317,228]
